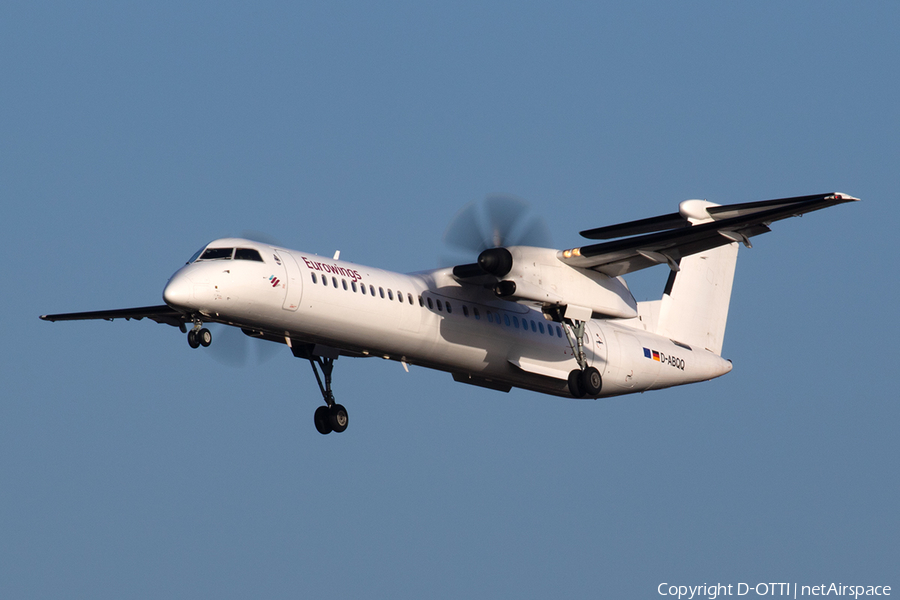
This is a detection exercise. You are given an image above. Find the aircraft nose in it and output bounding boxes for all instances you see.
[163,271,194,308]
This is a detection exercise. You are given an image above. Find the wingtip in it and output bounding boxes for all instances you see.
[833,192,861,202]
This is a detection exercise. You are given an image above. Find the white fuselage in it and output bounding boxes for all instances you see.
[162,239,732,398]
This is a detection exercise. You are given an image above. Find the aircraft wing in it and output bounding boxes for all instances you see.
[40,305,188,329]
[559,192,858,277]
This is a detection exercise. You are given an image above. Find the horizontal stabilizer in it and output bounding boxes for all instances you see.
[580,212,689,240]
[560,192,858,277]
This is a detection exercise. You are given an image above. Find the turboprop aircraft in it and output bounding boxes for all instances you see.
[41,192,857,434]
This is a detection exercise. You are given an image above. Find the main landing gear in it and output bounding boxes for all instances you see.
[560,317,602,399]
[567,365,602,398]
[308,356,348,435]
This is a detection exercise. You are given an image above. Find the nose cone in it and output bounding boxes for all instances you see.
[163,271,194,309]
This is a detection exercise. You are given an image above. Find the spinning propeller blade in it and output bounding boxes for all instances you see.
[441,195,552,266]
[206,324,281,367]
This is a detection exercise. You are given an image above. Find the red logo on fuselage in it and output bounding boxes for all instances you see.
[301,256,363,282]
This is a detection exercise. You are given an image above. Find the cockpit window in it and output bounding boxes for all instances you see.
[234,248,264,262]
[198,247,234,260]
[187,246,207,264]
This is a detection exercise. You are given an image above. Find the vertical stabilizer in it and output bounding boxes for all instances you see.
[655,242,739,356]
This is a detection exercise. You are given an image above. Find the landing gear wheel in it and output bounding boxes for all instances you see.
[187,330,200,349]
[306,356,350,434]
[581,366,602,397]
[568,369,586,398]
[198,328,212,347]
[329,404,349,433]
[314,406,333,435]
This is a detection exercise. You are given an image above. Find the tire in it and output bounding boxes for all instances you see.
[198,328,212,347]
[187,330,200,349]
[314,406,332,435]
[567,369,586,398]
[581,367,602,397]
[329,404,349,433]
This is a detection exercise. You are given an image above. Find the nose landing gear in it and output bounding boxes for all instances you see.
[187,325,212,348]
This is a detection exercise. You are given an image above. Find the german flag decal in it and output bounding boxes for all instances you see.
[643,347,685,370]
[642,347,661,361]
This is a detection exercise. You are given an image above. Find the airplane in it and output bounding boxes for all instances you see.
[40,192,858,435]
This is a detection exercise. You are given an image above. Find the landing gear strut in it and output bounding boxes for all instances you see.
[560,317,602,398]
[308,356,348,435]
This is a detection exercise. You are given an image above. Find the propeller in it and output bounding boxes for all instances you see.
[441,195,552,266]
[205,323,282,367]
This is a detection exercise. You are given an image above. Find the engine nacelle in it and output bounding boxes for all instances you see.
[488,246,637,319]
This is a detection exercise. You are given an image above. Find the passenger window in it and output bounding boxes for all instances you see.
[486,312,493,323]
[370,285,376,296]
[408,293,414,305]
[474,308,480,320]
[388,289,393,300]
[332,277,338,288]
[513,316,519,328]
[557,326,563,337]
[379,287,385,299]
[530,320,537,332]
[361,284,366,295]
[445,302,452,314]
[397,291,403,303]
[418,296,424,307]
[351,281,357,292]
[427,297,433,310]
[539,322,544,334]
[342,280,348,291]
[234,248,264,262]
[311,273,317,284]
[436,299,443,311]
[462,305,469,317]
[322,276,327,286]
[504,314,510,326]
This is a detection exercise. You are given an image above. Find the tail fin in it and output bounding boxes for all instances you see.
[601,194,858,355]
[655,241,739,355]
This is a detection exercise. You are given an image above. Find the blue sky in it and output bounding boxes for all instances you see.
[2,2,897,598]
